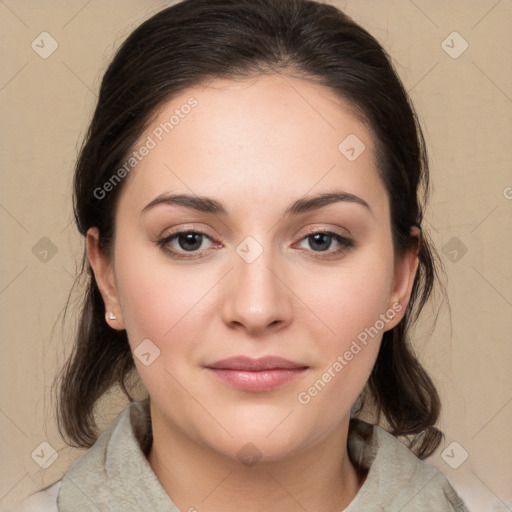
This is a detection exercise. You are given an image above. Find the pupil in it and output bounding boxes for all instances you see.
[311,233,331,251]
[179,233,202,251]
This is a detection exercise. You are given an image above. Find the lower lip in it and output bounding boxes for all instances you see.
[206,368,308,392]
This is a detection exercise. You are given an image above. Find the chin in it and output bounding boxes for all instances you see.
[214,432,308,467]
[203,411,328,464]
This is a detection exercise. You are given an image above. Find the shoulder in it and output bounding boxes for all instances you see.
[13,481,61,512]
[346,420,470,511]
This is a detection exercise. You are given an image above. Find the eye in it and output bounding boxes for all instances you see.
[157,228,354,260]
[295,230,353,257]
[157,230,218,259]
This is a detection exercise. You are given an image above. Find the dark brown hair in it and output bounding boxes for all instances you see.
[56,0,443,459]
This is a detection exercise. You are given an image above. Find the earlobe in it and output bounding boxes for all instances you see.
[86,227,125,330]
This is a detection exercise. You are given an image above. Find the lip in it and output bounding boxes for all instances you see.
[205,356,309,392]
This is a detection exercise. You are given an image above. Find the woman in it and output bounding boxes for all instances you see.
[19,0,470,510]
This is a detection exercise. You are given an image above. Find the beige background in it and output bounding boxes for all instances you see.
[0,1,511,511]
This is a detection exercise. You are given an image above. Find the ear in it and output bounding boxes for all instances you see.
[384,226,421,331]
[86,227,125,330]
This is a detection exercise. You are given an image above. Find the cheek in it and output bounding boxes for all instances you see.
[112,233,208,357]
[114,256,211,417]
[292,240,395,416]
[295,239,395,346]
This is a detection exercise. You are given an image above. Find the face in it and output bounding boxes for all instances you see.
[88,74,418,463]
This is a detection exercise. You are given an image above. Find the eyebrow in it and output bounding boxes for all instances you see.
[141,191,372,217]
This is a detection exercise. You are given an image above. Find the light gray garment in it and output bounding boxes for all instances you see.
[16,399,470,511]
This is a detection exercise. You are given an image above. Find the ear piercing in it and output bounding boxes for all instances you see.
[106,312,117,321]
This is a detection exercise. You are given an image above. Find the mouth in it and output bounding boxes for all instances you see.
[204,356,309,392]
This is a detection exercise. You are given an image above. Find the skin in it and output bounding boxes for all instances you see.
[87,74,419,512]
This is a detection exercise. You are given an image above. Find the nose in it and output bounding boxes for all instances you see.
[221,244,293,336]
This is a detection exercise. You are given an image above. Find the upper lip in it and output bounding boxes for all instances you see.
[205,356,308,371]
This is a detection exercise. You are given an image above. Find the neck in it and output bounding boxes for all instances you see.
[147,407,366,512]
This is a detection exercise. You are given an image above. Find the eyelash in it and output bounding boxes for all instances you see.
[157,228,354,260]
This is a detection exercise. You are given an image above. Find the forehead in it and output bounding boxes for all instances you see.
[117,74,388,219]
